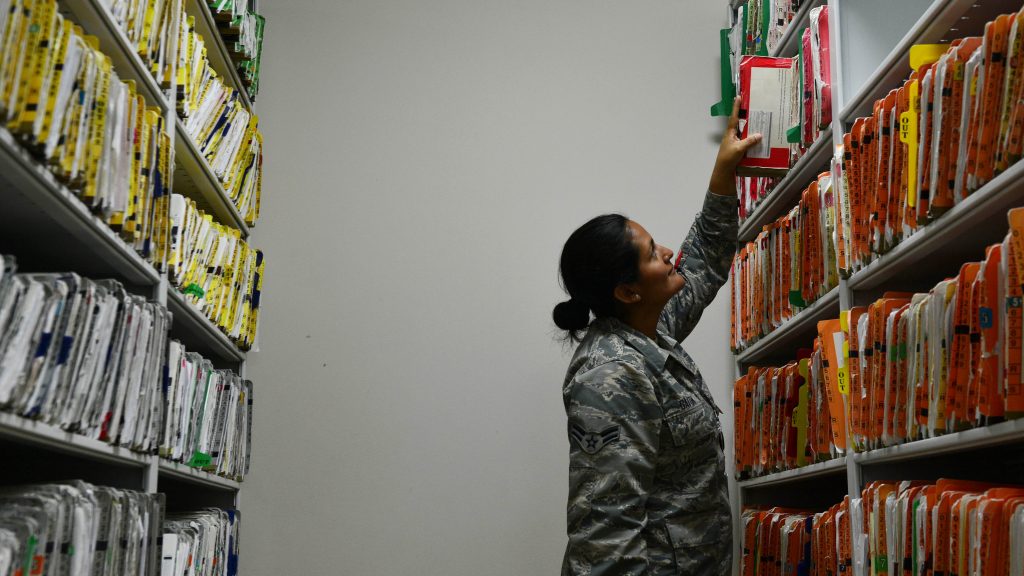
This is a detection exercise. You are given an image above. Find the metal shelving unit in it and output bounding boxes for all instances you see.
[724,0,1024,569]
[0,412,247,494]
[738,456,847,489]
[158,459,242,491]
[0,412,152,469]
[856,418,1024,466]
[0,0,254,510]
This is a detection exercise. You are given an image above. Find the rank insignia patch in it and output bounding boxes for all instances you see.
[569,422,620,455]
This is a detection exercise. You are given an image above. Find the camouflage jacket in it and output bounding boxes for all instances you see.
[561,191,736,576]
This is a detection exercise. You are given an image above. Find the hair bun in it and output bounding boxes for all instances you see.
[552,298,590,332]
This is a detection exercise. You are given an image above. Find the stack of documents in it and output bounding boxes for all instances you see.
[734,345,841,479]
[743,480,1024,576]
[737,175,780,224]
[743,498,861,576]
[835,7,1024,275]
[731,171,838,351]
[177,18,263,227]
[798,7,831,149]
[205,0,265,100]
[102,0,185,89]
[846,216,1024,451]
[160,340,253,480]
[862,480,1024,576]
[0,0,174,270]
[725,5,831,206]
[0,255,170,452]
[732,1,807,61]
[0,481,164,576]
[738,206,1024,472]
[737,55,797,176]
[740,507,815,576]
[162,509,239,576]
[168,194,264,351]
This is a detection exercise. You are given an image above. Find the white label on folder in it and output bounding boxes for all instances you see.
[747,110,773,158]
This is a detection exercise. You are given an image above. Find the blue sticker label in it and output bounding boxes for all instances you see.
[980,307,994,329]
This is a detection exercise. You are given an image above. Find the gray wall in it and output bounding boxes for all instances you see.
[243,1,732,574]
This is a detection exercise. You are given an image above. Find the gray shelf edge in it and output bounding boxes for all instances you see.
[847,159,1024,291]
[185,0,255,111]
[738,456,848,489]
[838,0,962,123]
[174,117,251,237]
[157,459,241,491]
[0,127,161,286]
[61,0,171,113]
[738,128,834,243]
[854,418,1024,466]
[166,289,245,362]
[735,285,841,365]
[0,411,152,467]
[769,0,827,59]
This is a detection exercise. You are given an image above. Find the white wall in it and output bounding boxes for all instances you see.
[243,1,732,574]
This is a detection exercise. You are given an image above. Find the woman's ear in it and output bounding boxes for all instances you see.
[613,284,641,305]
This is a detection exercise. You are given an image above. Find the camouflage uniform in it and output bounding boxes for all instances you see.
[561,190,736,576]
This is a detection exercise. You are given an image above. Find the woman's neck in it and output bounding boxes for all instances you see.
[621,306,661,340]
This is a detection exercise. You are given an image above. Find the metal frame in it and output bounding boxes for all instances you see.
[726,0,1024,572]
[0,0,255,510]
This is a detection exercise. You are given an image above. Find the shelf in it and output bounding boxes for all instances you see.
[739,456,848,489]
[167,289,245,362]
[157,459,241,491]
[174,117,251,236]
[59,0,170,112]
[848,159,1024,292]
[738,128,833,243]
[184,0,255,110]
[769,0,826,59]
[839,0,1008,123]
[0,127,160,285]
[856,418,1024,467]
[736,285,840,366]
[0,411,152,468]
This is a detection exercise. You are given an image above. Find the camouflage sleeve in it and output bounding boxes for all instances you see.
[563,360,661,576]
[660,190,737,342]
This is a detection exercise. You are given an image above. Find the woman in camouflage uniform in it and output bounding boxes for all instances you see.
[553,101,759,576]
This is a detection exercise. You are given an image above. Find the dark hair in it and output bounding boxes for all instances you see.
[553,214,639,342]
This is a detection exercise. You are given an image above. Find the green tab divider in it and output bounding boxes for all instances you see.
[711,28,737,116]
[188,452,213,468]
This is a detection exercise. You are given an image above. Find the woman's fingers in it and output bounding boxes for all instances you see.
[735,133,762,153]
[726,97,741,134]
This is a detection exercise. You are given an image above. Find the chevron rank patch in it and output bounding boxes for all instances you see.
[569,421,620,455]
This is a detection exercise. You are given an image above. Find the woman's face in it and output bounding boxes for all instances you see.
[624,220,685,306]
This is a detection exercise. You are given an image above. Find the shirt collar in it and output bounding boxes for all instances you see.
[595,317,671,371]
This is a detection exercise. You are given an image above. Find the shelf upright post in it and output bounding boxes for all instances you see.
[826,0,859,510]
[145,456,160,493]
[731,358,744,576]
[235,359,247,509]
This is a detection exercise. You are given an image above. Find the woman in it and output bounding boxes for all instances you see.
[553,101,759,576]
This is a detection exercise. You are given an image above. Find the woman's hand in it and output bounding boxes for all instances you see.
[708,98,763,197]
